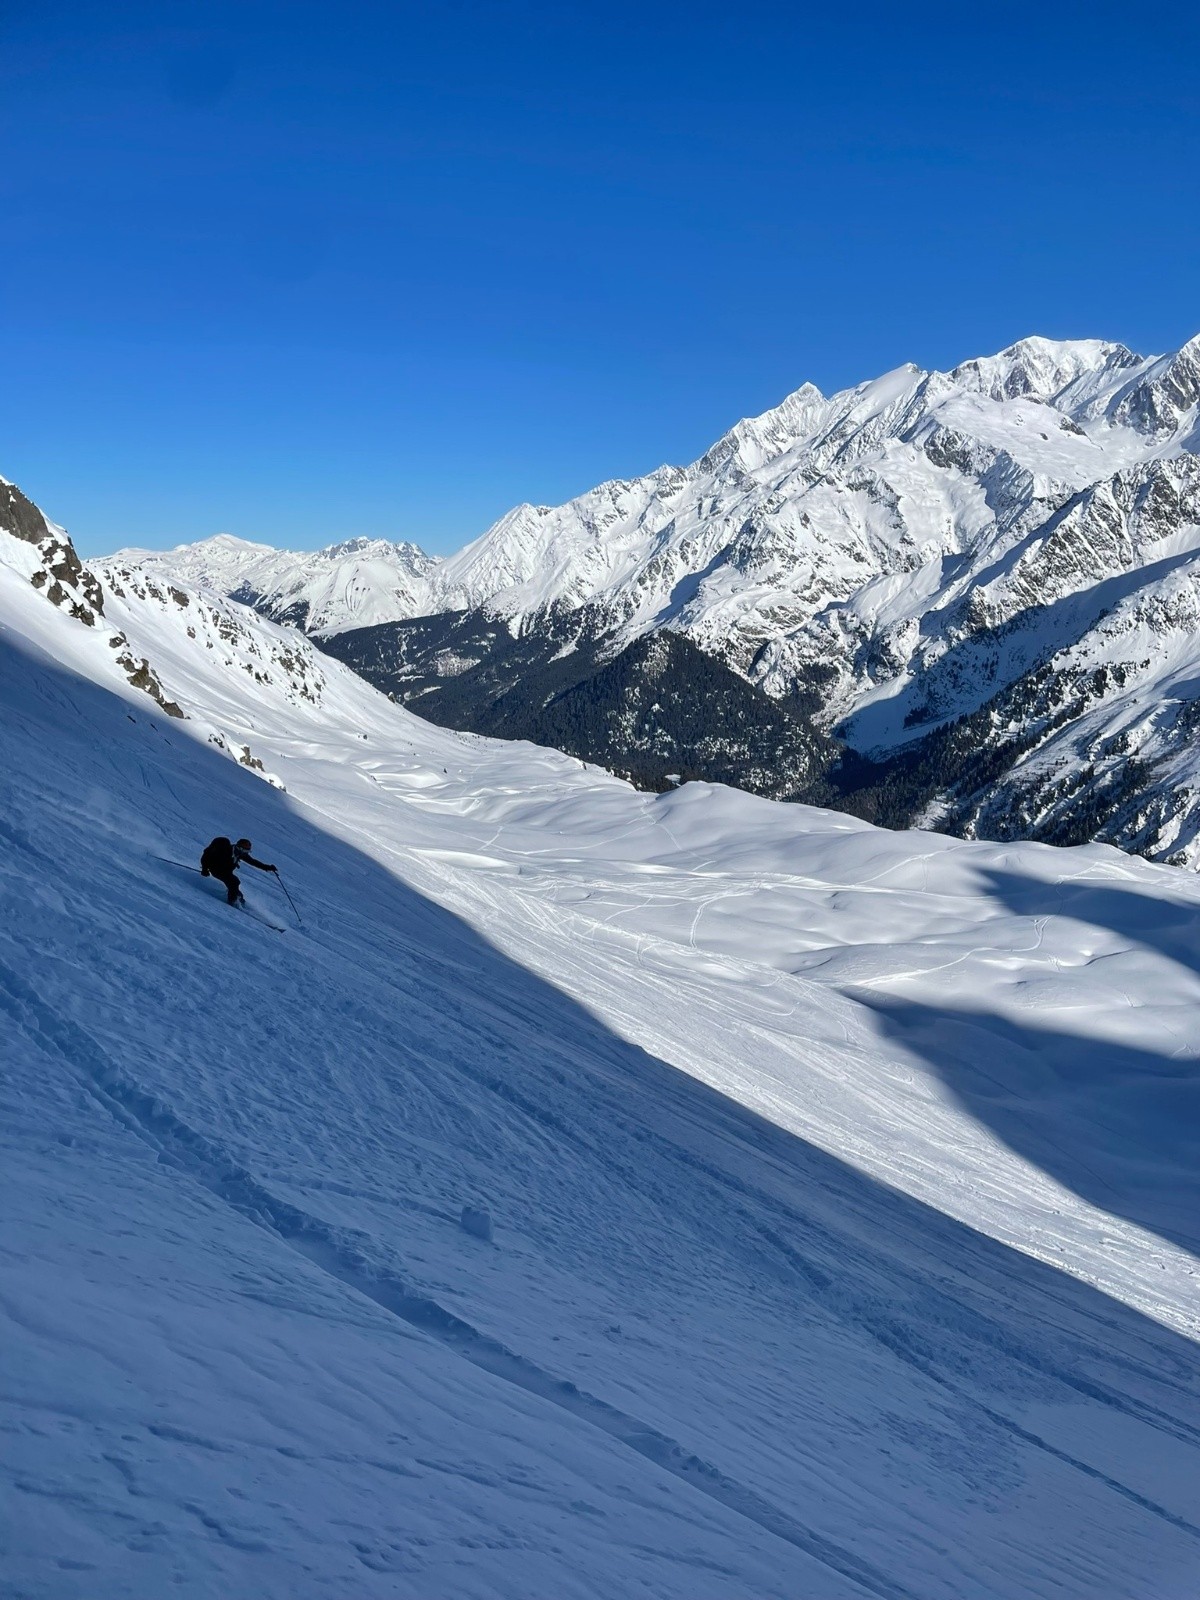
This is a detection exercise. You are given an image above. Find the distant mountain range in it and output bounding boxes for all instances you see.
[58,330,1200,860]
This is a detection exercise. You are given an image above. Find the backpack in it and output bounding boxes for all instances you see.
[201,836,235,876]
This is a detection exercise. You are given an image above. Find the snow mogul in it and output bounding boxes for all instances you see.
[200,836,277,906]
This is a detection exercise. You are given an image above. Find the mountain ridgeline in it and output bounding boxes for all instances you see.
[89,331,1200,862]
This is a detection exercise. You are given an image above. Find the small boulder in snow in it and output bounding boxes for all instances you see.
[459,1204,493,1243]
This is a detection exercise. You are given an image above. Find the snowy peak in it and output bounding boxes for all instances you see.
[117,531,442,635]
[438,462,693,618]
[948,336,1143,405]
[697,380,829,475]
[427,333,1200,633]
[318,535,430,565]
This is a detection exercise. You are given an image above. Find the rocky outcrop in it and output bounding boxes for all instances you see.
[2,477,105,625]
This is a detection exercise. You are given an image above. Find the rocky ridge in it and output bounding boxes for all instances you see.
[0,480,349,779]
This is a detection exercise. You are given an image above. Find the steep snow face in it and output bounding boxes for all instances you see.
[118,531,440,635]
[6,498,1200,1599]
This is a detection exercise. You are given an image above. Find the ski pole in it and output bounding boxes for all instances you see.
[273,869,303,927]
[154,855,202,873]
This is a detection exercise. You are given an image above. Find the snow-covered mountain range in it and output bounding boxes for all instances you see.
[117,530,438,636]
[121,332,1200,866]
[4,452,1200,1599]
[128,334,1200,650]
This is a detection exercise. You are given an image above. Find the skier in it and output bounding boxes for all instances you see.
[200,836,277,906]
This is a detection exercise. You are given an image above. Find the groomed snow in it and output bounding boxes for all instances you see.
[3,560,1200,1599]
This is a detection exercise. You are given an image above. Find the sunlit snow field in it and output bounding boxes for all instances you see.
[3,552,1199,1598]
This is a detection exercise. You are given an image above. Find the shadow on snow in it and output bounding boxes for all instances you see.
[861,864,1200,1257]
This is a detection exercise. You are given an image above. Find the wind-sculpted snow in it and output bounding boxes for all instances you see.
[4,522,1200,1597]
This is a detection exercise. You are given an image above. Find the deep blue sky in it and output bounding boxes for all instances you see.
[3,1,1198,557]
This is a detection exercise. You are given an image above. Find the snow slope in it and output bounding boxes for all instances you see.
[4,536,1200,1598]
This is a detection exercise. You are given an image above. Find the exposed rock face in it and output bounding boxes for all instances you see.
[2,477,105,625]
[0,476,196,718]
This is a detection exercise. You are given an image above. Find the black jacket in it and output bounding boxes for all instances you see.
[201,837,274,876]
[235,844,274,872]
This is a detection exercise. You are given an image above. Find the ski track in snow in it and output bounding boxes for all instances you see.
[2,562,1200,1599]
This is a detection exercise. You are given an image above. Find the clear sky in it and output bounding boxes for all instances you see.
[3,1,1198,557]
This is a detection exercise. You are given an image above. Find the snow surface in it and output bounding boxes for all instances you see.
[4,550,1200,1598]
